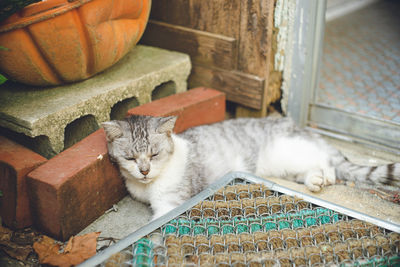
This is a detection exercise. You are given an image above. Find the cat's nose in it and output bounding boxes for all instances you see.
[140,170,149,176]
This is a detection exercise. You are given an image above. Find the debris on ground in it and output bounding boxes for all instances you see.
[33,232,100,267]
[336,179,400,205]
[0,225,40,266]
[0,224,101,267]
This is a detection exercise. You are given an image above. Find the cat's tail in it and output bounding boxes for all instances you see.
[333,155,400,187]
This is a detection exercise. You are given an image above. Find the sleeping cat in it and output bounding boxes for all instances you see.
[102,115,400,220]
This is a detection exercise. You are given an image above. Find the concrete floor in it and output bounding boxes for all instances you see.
[79,136,400,249]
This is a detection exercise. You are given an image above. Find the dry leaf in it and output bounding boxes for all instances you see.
[0,225,34,261]
[1,241,33,261]
[33,236,62,264]
[0,225,12,241]
[12,228,38,245]
[33,232,100,267]
[64,236,74,253]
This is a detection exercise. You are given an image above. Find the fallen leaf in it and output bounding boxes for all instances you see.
[61,232,100,266]
[11,228,38,245]
[33,236,62,264]
[64,236,74,254]
[0,225,12,241]
[0,225,35,261]
[33,232,100,267]
[0,241,33,261]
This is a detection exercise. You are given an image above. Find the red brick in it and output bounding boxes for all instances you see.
[26,87,225,240]
[0,136,47,229]
[26,130,126,241]
[127,87,226,133]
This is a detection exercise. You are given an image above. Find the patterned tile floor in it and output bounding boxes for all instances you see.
[317,0,400,124]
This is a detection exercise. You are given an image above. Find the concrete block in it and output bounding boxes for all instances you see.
[0,45,191,157]
[0,136,47,229]
[127,87,226,133]
[26,87,225,241]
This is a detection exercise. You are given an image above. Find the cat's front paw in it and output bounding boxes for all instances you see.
[305,177,324,192]
[304,168,336,192]
[150,210,168,221]
[304,170,326,192]
[151,203,178,221]
[151,214,162,221]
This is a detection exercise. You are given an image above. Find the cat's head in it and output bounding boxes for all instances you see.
[102,115,177,184]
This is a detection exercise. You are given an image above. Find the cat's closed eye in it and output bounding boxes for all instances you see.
[125,156,137,161]
[151,153,159,159]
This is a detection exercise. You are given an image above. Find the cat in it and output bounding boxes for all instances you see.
[102,115,400,220]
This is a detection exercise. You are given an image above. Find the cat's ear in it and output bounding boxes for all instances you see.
[102,121,123,142]
[157,116,177,136]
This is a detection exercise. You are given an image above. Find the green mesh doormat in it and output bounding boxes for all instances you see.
[83,173,400,266]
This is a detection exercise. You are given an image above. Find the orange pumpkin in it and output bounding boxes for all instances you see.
[0,0,151,86]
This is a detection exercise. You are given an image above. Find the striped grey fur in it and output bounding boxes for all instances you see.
[103,115,400,219]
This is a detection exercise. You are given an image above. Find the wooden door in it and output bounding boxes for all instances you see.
[140,0,281,116]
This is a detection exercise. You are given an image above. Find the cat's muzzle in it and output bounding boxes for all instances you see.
[139,176,152,184]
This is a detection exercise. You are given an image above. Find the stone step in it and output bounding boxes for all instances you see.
[0,45,191,158]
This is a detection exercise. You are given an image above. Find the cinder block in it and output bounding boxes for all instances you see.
[0,136,47,229]
[0,45,191,156]
[127,87,226,133]
[26,130,125,241]
[26,87,225,240]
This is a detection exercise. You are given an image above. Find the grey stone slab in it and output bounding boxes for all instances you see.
[0,45,191,154]
[79,196,152,248]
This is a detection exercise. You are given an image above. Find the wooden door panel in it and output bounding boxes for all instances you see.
[238,0,274,76]
[140,0,278,114]
[141,20,238,70]
[189,65,264,109]
[150,0,241,38]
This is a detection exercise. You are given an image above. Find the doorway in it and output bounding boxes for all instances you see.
[287,0,400,154]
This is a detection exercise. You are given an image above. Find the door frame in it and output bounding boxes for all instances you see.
[286,0,326,126]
